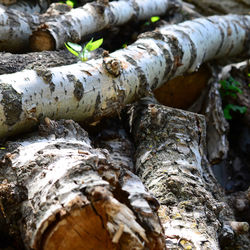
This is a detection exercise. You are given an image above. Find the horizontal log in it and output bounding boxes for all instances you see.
[0,14,249,139]
[30,0,182,51]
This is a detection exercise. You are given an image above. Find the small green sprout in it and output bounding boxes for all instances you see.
[122,43,127,48]
[219,77,242,98]
[144,16,160,26]
[219,77,247,120]
[65,38,103,61]
[223,104,247,120]
[151,16,160,23]
[60,0,75,8]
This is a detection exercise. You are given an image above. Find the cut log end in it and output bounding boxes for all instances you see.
[30,30,55,52]
[41,205,116,250]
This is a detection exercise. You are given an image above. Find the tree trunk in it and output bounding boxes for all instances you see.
[0,15,249,139]
[30,0,182,51]
[129,102,228,248]
[0,118,165,250]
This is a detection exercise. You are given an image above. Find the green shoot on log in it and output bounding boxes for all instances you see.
[65,38,103,61]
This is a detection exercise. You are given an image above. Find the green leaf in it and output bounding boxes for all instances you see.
[66,0,74,7]
[223,104,247,120]
[85,38,103,51]
[223,105,232,120]
[151,16,160,23]
[65,42,82,57]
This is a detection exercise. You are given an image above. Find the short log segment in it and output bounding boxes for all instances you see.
[0,15,249,139]
[0,119,165,249]
[130,103,223,249]
[29,0,182,51]
[0,4,40,52]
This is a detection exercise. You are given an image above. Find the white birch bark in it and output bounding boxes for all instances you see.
[2,0,49,13]
[0,119,165,249]
[30,0,182,51]
[0,14,249,139]
[0,4,40,52]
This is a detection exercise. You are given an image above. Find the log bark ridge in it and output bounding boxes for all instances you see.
[130,102,225,249]
[0,119,165,249]
[0,15,249,139]
[30,0,182,51]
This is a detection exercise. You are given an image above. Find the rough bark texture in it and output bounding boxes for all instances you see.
[0,50,78,75]
[184,0,250,15]
[0,15,249,139]
[0,119,165,250]
[30,0,182,51]
[129,102,224,248]
[2,0,49,13]
[0,48,105,75]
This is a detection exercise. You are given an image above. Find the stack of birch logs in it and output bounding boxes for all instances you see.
[0,0,249,249]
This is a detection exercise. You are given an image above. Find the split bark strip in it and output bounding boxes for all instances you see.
[0,15,249,139]
[0,119,165,250]
[30,0,182,51]
[130,103,224,249]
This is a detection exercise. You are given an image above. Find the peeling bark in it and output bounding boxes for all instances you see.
[30,0,182,51]
[0,119,165,249]
[0,15,249,139]
[129,102,224,248]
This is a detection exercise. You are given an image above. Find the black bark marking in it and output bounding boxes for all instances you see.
[135,42,158,56]
[124,55,151,98]
[215,25,225,56]
[93,92,101,116]
[155,41,174,81]
[74,80,84,101]
[172,29,197,71]
[138,31,165,41]
[66,74,84,101]
[1,83,22,126]
[35,68,55,93]
[130,0,140,21]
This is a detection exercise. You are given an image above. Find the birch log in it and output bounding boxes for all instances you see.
[0,15,249,139]
[0,4,40,52]
[129,103,225,249]
[29,0,182,51]
[0,119,165,249]
[0,2,72,52]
